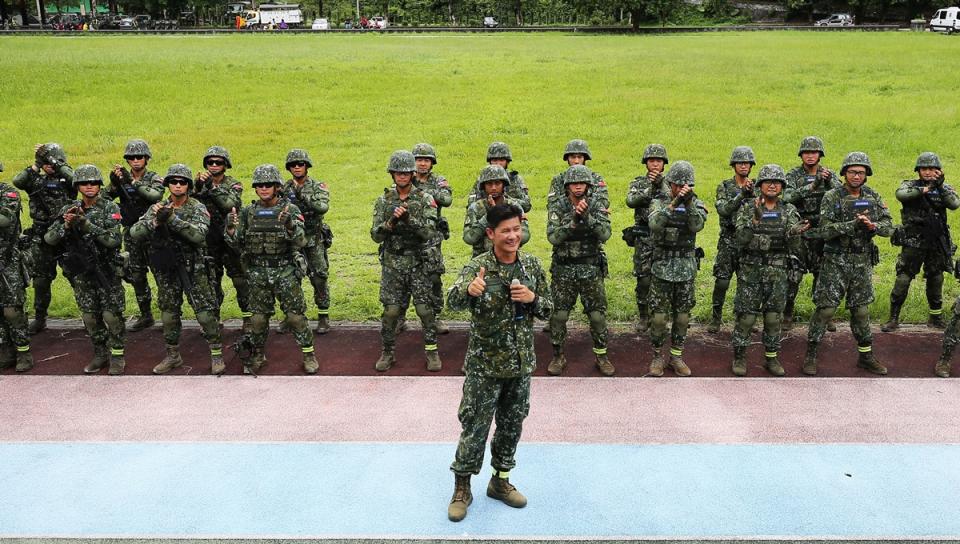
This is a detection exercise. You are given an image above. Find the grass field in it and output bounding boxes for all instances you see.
[1,31,959,324]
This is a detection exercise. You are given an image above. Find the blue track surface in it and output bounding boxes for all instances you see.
[2,442,958,539]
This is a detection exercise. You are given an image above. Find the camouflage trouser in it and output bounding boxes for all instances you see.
[890,245,949,311]
[302,242,329,313]
[154,261,221,347]
[549,263,607,350]
[246,264,313,351]
[380,259,437,351]
[400,245,445,317]
[712,233,738,280]
[0,251,30,351]
[122,227,152,309]
[649,276,695,349]
[809,253,874,347]
[633,238,654,316]
[70,273,125,356]
[732,267,788,351]
[941,296,960,355]
[25,229,60,317]
[450,373,531,475]
[208,239,249,314]
[786,237,826,310]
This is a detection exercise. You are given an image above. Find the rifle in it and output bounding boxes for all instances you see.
[921,181,954,265]
[111,167,142,227]
[61,203,111,290]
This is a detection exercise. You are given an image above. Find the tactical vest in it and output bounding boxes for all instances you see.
[718,180,745,232]
[31,175,75,227]
[243,206,289,256]
[824,189,877,254]
[901,180,947,232]
[116,172,157,228]
[654,205,697,250]
[796,171,828,222]
[381,195,429,256]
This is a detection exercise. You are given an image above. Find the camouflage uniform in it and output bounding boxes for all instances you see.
[105,140,163,328]
[466,142,532,212]
[0,177,33,372]
[225,164,316,374]
[546,165,613,376]
[804,152,893,375]
[44,165,125,375]
[731,165,802,377]
[410,143,451,324]
[447,249,552,477]
[12,143,76,333]
[782,137,842,324]
[648,161,708,376]
[371,151,440,370]
[130,164,223,375]
[282,149,332,333]
[191,146,249,322]
[883,152,958,331]
[547,139,610,210]
[463,166,530,258]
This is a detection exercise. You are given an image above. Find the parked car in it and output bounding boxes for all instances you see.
[134,14,153,29]
[98,14,125,29]
[369,15,387,28]
[311,17,329,29]
[117,16,137,29]
[483,16,498,27]
[815,13,854,26]
[929,6,960,32]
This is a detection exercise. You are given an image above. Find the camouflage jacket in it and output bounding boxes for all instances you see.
[648,195,708,282]
[371,186,437,262]
[715,177,755,235]
[894,178,960,248]
[625,172,668,236]
[191,175,243,244]
[468,170,532,212]
[12,164,77,230]
[44,196,123,275]
[447,250,552,378]
[225,197,306,262]
[548,169,610,209]
[129,197,211,258]
[814,185,894,256]
[413,172,452,244]
[734,199,802,278]
[783,165,841,226]
[283,176,330,247]
[463,196,531,257]
[0,183,22,253]
[105,169,164,227]
[546,191,611,262]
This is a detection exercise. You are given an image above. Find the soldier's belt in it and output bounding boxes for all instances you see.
[742,253,788,268]
[653,248,696,259]
[824,245,869,255]
[553,254,600,265]
[384,248,425,257]
[245,255,293,267]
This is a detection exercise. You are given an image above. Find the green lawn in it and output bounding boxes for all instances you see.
[1,31,958,323]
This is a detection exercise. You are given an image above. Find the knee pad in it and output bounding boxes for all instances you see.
[814,307,837,324]
[587,310,605,329]
[2,306,25,327]
[413,303,434,321]
[735,313,757,335]
[286,312,307,330]
[383,305,402,320]
[102,311,122,332]
[651,312,668,329]
[763,312,780,331]
[851,305,870,324]
[196,310,220,337]
[80,312,99,334]
[250,314,269,334]
[550,310,569,325]
[674,312,690,329]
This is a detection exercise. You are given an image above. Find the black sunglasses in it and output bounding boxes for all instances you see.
[288,161,308,168]
[125,155,147,161]
[252,183,275,189]
[205,159,226,167]
[166,178,190,186]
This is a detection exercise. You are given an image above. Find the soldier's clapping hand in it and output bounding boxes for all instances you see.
[63,207,80,228]
[573,198,589,217]
[225,207,239,234]
[393,205,409,222]
[467,267,486,297]
[155,204,173,224]
[856,213,877,231]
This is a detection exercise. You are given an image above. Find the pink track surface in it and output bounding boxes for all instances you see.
[2,376,958,444]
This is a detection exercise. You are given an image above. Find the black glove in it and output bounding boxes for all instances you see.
[156,205,173,223]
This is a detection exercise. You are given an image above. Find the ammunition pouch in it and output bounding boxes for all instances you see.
[890,225,904,247]
[622,225,648,247]
[437,216,450,240]
[695,246,705,269]
[320,223,334,249]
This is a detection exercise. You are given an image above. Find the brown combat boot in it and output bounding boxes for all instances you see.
[635,309,649,334]
[487,470,527,508]
[881,305,901,333]
[929,312,946,330]
[108,355,125,376]
[649,348,666,377]
[210,345,226,375]
[374,350,395,372]
[826,319,837,332]
[731,346,747,377]
[84,344,110,374]
[669,350,691,377]
[128,300,155,333]
[706,309,722,334]
[303,352,319,374]
[244,349,266,375]
[935,358,952,378]
[28,316,46,336]
[153,345,183,375]
[802,343,818,376]
[315,314,330,335]
[547,348,566,376]
[448,473,472,522]
[14,349,33,373]
[426,350,442,372]
[594,352,615,377]
[764,352,785,377]
[856,350,888,375]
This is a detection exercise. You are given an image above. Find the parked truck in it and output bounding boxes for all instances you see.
[243,3,302,28]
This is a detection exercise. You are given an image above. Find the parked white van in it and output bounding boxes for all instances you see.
[929,6,960,32]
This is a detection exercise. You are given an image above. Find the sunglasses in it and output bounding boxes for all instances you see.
[125,155,147,161]
[205,160,226,167]
[77,181,101,186]
[252,183,275,189]
[288,161,308,168]
[166,178,190,186]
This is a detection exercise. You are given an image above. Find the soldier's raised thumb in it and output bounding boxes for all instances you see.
[477,266,486,280]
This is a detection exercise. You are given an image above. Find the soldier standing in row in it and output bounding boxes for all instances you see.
[468,142,531,212]
[446,203,552,522]
[625,144,669,334]
[548,139,609,208]
[282,149,332,335]
[802,152,893,376]
[107,139,163,332]
[13,143,75,335]
[647,161,707,377]
[545,165,614,377]
[731,165,805,377]
[0,163,33,372]
[782,136,842,330]
[882,152,958,332]
[411,143,452,335]
[371,151,441,372]
[708,146,756,333]
[44,165,125,375]
[463,165,530,258]
[192,146,249,327]
[226,165,317,374]
[131,164,225,375]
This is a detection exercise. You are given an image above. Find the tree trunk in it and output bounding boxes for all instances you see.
[514,0,522,25]
[38,0,47,25]
[631,7,641,29]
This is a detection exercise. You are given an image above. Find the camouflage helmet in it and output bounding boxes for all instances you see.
[477,165,510,188]
[285,148,313,169]
[757,164,787,185]
[563,139,592,161]
[642,144,669,165]
[563,164,594,186]
[123,139,152,159]
[729,146,756,166]
[39,143,67,166]
[163,163,193,187]
[73,164,103,186]
[411,142,437,164]
[915,152,942,172]
[386,150,416,173]
[252,164,283,186]
[798,136,826,157]
[665,161,695,187]
[203,146,232,169]
[486,141,512,162]
[840,152,873,177]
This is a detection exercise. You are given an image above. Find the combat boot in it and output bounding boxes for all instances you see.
[826,319,837,332]
[28,315,46,336]
[706,309,722,334]
[315,314,330,335]
[935,358,952,378]
[594,353,615,377]
[856,350,888,375]
[669,353,692,377]
[108,355,125,376]
[928,312,946,330]
[374,350,395,372]
[14,350,33,373]
[487,471,527,508]
[546,348,566,376]
[802,343,818,376]
[635,314,649,334]
[731,346,747,377]
[241,315,252,334]
[426,350,442,372]
[84,344,110,374]
[781,308,794,331]
[153,345,183,375]
[649,348,665,377]
[0,345,15,370]
[764,353,785,377]
[243,350,266,375]
[210,345,226,375]
[436,320,450,335]
[881,305,901,333]
[447,473,472,522]
[303,352,319,374]
[128,301,154,332]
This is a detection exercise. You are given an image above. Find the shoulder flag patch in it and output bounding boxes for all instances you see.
[111,213,122,220]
